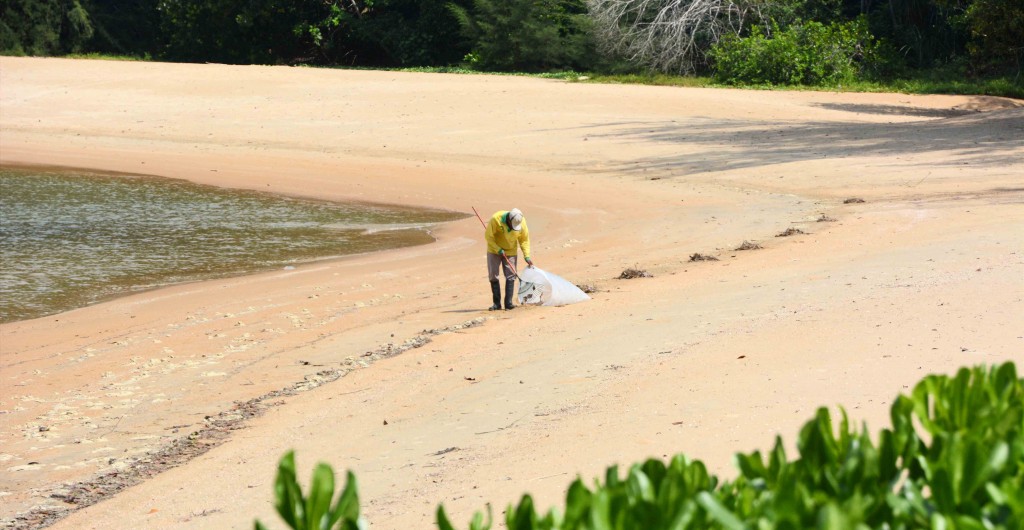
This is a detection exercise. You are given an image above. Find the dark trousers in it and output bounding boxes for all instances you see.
[486,252,517,282]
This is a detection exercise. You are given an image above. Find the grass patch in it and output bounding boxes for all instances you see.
[62,53,150,61]
[575,70,1021,99]
[873,73,1024,99]
[346,65,589,81]
[574,73,713,87]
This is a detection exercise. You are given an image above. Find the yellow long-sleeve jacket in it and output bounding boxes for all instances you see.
[485,210,530,258]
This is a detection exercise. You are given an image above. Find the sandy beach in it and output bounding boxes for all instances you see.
[0,56,1021,529]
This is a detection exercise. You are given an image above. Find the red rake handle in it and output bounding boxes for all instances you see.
[472,206,520,279]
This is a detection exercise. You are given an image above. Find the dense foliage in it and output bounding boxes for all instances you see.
[710,17,880,85]
[257,362,1022,530]
[152,0,476,66]
[2,0,1021,84]
[1,0,93,56]
[449,0,597,72]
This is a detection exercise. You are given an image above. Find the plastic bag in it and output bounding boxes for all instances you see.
[518,267,590,307]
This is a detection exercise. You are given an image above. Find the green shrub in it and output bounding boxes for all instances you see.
[710,17,881,87]
[962,0,1024,75]
[255,451,366,530]
[1,0,93,56]
[259,362,1022,530]
[447,0,596,72]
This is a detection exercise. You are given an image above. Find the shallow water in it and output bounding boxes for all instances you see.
[0,168,463,323]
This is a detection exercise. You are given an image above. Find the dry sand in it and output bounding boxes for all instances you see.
[0,56,1021,529]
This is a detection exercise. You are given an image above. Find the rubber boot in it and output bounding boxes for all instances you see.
[488,281,502,311]
[504,279,516,310]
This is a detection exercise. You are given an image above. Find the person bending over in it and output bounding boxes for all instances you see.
[485,208,534,310]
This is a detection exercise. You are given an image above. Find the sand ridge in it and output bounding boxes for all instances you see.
[0,56,1022,529]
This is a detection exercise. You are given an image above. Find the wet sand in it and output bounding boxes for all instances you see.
[0,56,1021,529]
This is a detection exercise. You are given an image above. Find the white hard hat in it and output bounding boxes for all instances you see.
[508,208,523,231]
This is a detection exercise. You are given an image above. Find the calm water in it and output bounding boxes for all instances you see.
[0,168,463,323]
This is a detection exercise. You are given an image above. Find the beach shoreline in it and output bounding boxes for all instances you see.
[1,56,1021,529]
[0,163,465,324]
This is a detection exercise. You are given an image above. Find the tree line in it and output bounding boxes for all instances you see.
[1,0,1021,85]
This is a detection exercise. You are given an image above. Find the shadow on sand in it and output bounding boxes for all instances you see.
[583,101,1023,177]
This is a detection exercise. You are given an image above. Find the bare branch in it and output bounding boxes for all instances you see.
[588,0,755,73]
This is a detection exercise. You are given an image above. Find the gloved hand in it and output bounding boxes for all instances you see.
[525,257,534,268]
[498,249,505,257]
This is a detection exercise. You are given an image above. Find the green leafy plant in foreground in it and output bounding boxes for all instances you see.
[259,362,1022,529]
[255,450,365,530]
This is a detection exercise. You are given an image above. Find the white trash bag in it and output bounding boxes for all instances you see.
[517,267,590,307]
